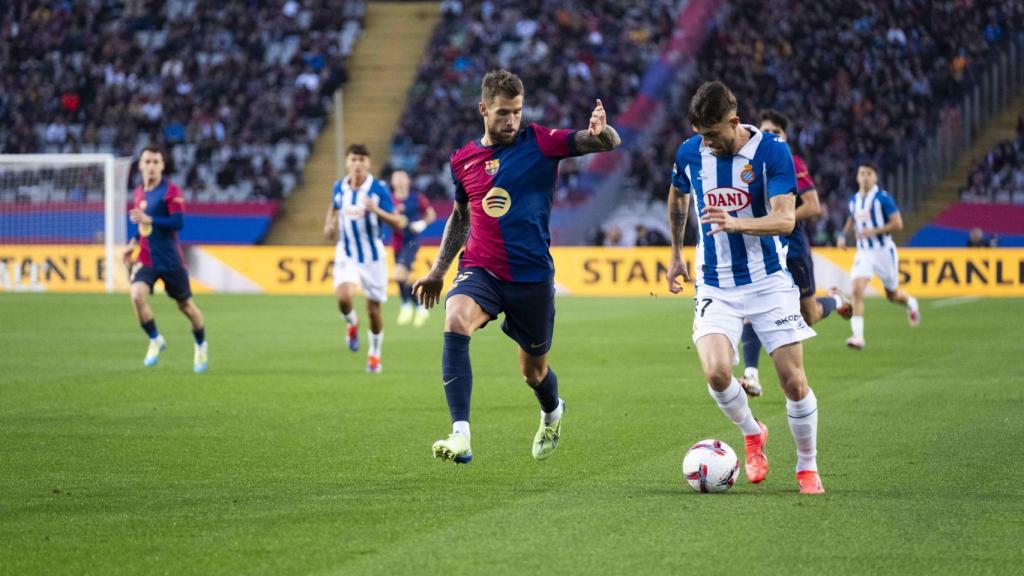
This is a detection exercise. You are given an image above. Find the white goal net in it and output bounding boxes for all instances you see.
[0,154,133,292]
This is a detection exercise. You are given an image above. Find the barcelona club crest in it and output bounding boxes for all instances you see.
[740,163,756,184]
[484,159,500,176]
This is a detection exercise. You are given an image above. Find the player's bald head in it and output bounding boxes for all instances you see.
[688,81,737,130]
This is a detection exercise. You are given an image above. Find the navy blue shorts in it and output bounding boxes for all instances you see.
[786,253,816,299]
[445,267,555,356]
[395,240,420,268]
[132,265,193,302]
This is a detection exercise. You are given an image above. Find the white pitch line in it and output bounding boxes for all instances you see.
[931,296,982,308]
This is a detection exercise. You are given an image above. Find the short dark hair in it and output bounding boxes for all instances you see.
[346,143,370,157]
[481,69,524,103]
[858,161,879,175]
[139,145,165,161]
[758,109,790,133]
[688,81,737,129]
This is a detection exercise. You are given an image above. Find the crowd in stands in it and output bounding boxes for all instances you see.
[0,0,364,203]
[602,0,1023,246]
[960,114,1024,204]
[391,0,679,200]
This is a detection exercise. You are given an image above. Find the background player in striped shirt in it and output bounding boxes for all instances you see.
[324,144,406,373]
[666,81,823,494]
[390,169,436,327]
[837,162,920,349]
[123,145,207,373]
[413,69,620,464]
[737,110,852,396]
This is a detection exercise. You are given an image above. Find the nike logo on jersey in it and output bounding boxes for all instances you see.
[443,377,457,387]
[464,161,475,170]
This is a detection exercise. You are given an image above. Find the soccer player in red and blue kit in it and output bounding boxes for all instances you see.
[413,70,620,464]
[390,169,437,327]
[124,146,207,373]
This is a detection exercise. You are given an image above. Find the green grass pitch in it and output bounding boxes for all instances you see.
[1,293,1022,575]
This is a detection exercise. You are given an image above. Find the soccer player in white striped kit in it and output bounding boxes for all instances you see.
[324,144,407,373]
[837,162,920,349]
[666,81,824,494]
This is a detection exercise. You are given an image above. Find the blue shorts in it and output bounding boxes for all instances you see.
[132,265,193,302]
[395,239,420,268]
[786,253,816,299]
[445,267,555,356]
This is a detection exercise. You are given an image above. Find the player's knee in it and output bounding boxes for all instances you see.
[521,364,546,386]
[800,300,819,326]
[444,313,474,335]
[704,364,733,390]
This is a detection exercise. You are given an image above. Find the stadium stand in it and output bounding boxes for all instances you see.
[388,0,679,202]
[0,0,365,206]
[960,115,1024,204]
[601,0,1024,246]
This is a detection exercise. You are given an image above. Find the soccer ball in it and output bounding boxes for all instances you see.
[682,439,739,493]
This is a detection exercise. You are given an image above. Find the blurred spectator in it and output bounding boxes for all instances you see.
[0,1,366,202]
[960,121,1024,204]
[634,224,668,247]
[966,227,998,247]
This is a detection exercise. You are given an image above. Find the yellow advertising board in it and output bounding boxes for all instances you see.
[2,245,1023,298]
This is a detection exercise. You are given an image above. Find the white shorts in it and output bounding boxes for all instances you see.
[692,272,816,361]
[333,247,389,303]
[852,246,899,291]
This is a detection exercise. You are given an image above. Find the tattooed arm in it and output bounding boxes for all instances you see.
[412,201,470,309]
[666,185,692,294]
[574,99,621,153]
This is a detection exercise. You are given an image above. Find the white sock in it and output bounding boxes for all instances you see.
[787,388,819,472]
[368,330,383,357]
[832,294,844,308]
[542,397,564,425]
[709,378,761,436]
[342,310,358,325]
[744,366,759,380]
[851,315,864,339]
[907,296,918,311]
[452,420,470,439]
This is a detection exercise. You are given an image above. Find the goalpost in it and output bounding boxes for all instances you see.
[0,154,133,293]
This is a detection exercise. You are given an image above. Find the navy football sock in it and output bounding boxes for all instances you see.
[442,332,473,422]
[741,323,761,369]
[531,367,560,413]
[193,326,206,345]
[141,319,159,339]
[399,282,414,304]
[816,296,836,319]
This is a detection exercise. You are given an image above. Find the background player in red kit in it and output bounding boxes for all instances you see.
[413,69,620,464]
[123,146,207,373]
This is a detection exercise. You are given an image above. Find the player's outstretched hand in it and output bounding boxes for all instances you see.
[412,273,444,309]
[589,99,606,136]
[667,255,690,294]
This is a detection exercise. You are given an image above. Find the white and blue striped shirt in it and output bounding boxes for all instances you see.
[671,126,798,288]
[332,174,394,263]
[848,186,899,250]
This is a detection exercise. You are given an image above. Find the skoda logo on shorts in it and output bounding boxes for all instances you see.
[483,187,511,218]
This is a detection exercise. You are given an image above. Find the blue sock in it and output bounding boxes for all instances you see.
[399,282,413,304]
[741,323,761,369]
[816,296,836,319]
[141,319,159,339]
[193,327,205,345]
[532,367,560,413]
[442,332,473,422]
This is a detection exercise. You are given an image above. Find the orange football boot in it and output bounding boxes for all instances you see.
[797,470,825,494]
[744,420,769,483]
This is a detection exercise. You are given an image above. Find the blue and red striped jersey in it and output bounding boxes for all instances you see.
[132,180,185,271]
[450,124,582,282]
